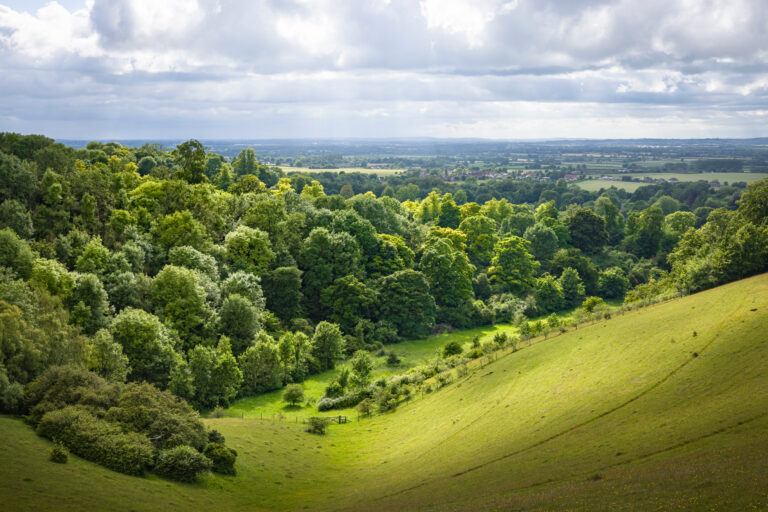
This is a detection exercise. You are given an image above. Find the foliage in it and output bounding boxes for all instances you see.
[203,442,237,475]
[283,384,304,406]
[49,441,68,463]
[154,445,213,482]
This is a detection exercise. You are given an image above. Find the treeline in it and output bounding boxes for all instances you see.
[1,132,766,431]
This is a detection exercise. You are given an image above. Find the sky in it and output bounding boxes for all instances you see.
[0,0,766,140]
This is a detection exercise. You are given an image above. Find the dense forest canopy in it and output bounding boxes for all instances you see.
[1,132,766,480]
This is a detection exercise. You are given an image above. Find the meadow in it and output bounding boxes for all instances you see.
[2,274,767,511]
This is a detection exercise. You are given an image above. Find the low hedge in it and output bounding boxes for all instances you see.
[316,389,372,411]
[37,406,154,476]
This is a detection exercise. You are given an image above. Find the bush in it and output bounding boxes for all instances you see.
[323,380,343,399]
[356,398,374,416]
[210,406,226,418]
[442,341,463,357]
[37,406,154,476]
[154,445,212,482]
[492,332,508,347]
[49,441,68,463]
[316,389,372,412]
[306,417,330,435]
[208,429,225,444]
[203,442,237,475]
[386,351,400,365]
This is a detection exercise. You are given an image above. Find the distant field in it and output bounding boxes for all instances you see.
[576,172,768,192]
[2,274,768,511]
[279,166,404,176]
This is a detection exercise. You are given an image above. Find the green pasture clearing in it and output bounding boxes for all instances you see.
[2,274,767,511]
[225,321,528,420]
[279,166,404,176]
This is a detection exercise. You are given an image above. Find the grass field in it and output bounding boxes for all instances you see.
[279,166,404,176]
[576,172,768,192]
[2,274,768,511]
[226,321,528,420]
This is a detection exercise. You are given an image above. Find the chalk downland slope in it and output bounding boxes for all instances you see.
[2,274,767,511]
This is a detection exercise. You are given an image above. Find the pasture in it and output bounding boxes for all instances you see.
[2,274,767,511]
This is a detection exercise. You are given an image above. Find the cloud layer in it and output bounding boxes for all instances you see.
[0,0,766,138]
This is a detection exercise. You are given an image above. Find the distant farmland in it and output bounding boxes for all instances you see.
[576,172,768,192]
[279,166,405,176]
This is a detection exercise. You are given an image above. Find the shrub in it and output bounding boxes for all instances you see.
[356,398,374,416]
[306,417,330,435]
[49,441,68,463]
[154,445,212,482]
[37,406,154,476]
[203,442,237,475]
[323,380,343,399]
[207,430,225,445]
[210,406,226,418]
[316,389,372,412]
[442,341,463,357]
[466,348,484,359]
[492,332,508,347]
[386,351,400,365]
[283,384,304,406]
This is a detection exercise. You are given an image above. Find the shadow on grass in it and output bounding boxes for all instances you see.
[282,404,304,412]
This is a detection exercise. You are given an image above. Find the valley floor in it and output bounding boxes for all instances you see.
[2,274,768,511]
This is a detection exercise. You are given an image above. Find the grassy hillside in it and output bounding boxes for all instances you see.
[2,274,768,511]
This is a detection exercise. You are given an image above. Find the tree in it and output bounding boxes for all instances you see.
[75,237,110,275]
[523,223,559,262]
[737,178,768,226]
[559,267,586,307]
[298,228,361,320]
[0,227,36,279]
[595,195,624,245]
[261,266,302,322]
[0,199,34,238]
[224,225,275,275]
[151,265,212,350]
[67,273,110,334]
[152,210,208,252]
[442,341,463,357]
[377,270,436,338]
[111,307,179,388]
[534,274,564,314]
[566,207,608,254]
[437,194,461,229]
[349,350,374,389]
[598,267,630,299]
[188,337,243,408]
[321,275,377,334]
[31,258,74,297]
[458,215,498,267]
[665,211,696,236]
[420,237,475,327]
[173,140,207,184]
[283,384,304,406]
[221,271,265,309]
[487,236,539,295]
[551,248,599,296]
[87,329,130,383]
[239,333,283,394]
[219,294,261,355]
[311,322,345,371]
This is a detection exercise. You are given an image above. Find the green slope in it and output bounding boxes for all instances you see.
[2,274,768,511]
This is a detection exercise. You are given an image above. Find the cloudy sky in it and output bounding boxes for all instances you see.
[0,0,766,139]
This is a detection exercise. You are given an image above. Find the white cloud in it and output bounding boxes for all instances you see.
[0,0,766,138]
